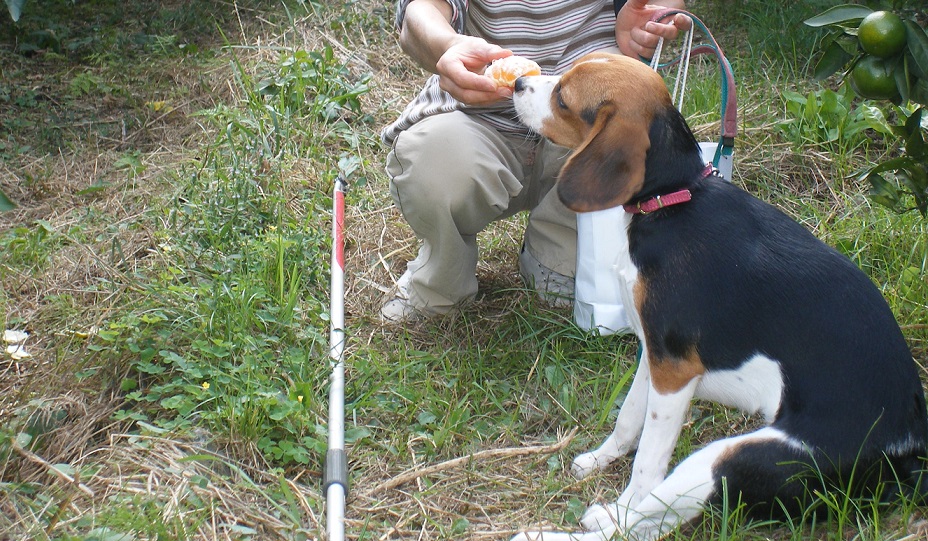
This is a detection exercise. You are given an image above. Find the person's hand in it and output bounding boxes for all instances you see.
[615,0,692,60]
[435,36,514,105]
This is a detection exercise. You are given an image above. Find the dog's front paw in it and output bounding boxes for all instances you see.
[580,503,621,531]
[571,451,611,479]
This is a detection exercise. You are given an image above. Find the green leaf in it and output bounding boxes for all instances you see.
[139,347,156,363]
[344,426,372,443]
[451,518,471,536]
[803,90,819,122]
[907,133,928,162]
[52,463,75,477]
[85,527,135,541]
[782,90,807,105]
[15,432,33,448]
[897,170,921,198]
[564,497,588,524]
[899,266,922,297]
[867,172,902,210]
[905,107,925,135]
[134,361,165,375]
[913,78,928,106]
[895,57,911,105]
[860,105,896,137]
[835,33,860,56]
[901,168,928,215]
[813,40,853,81]
[868,156,919,176]
[5,0,25,22]
[417,411,437,426]
[190,474,209,488]
[803,4,872,27]
[159,350,187,367]
[819,88,842,116]
[337,153,361,180]
[76,183,109,196]
[905,20,928,81]
[227,525,257,536]
[903,108,928,159]
[35,218,55,233]
[0,189,14,211]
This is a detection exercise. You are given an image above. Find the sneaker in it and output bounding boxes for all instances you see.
[380,270,422,324]
[519,244,574,308]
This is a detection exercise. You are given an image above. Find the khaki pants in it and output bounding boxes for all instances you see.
[385,111,577,313]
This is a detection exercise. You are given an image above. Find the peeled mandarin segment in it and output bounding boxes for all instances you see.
[484,56,541,88]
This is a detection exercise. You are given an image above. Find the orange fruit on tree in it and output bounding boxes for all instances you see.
[849,55,900,100]
[857,11,907,58]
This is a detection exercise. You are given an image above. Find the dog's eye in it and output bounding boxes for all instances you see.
[555,90,568,110]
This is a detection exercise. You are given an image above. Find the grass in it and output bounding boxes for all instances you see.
[1,0,927,540]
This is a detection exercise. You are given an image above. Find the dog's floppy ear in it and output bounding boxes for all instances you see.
[556,102,650,213]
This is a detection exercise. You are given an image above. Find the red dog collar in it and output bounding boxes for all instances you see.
[624,190,692,214]
[624,165,714,215]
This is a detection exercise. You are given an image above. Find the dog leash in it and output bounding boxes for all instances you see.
[650,19,695,110]
[647,9,737,176]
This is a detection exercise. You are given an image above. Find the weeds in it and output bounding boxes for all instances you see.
[778,86,871,157]
[95,25,377,473]
[258,46,373,122]
[1,0,927,540]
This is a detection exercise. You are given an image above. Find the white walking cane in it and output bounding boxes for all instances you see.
[324,176,349,541]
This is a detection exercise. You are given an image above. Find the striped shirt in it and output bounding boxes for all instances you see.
[382,0,619,144]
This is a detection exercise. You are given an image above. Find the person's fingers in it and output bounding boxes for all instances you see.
[644,20,680,41]
[436,51,504,94]
[444,64,501,93]
[632,16,696,59]
[434,40,518,103]
[438,76,509,104]
[483,47,513,65]
[458,41,511,72]
[672,13,693,31]
[629,26,662,57]
[648,11,693,33]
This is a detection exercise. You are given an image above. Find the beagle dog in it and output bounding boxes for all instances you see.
[510,53,928,541]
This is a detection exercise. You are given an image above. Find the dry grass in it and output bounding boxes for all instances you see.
[2,2,927,541]
[0,2,529,539]
[0,2,338,538]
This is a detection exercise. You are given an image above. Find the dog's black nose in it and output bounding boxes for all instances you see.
[514,77,526,93]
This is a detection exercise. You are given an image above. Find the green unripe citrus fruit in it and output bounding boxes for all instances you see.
[857,11,907,58]
[849,55,900,100]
